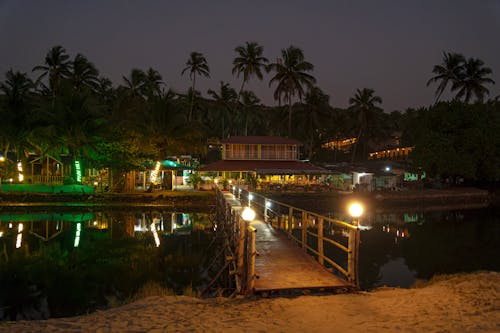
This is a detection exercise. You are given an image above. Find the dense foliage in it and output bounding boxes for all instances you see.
[0,45,498,183]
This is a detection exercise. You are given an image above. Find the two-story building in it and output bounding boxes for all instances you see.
[199,136,327,187]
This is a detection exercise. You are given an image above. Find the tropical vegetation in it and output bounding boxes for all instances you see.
[0,45,499,186]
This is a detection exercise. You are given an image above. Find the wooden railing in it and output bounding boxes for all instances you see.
[231,186,360,286]
[215,185,257,293]
[29,175,64,185]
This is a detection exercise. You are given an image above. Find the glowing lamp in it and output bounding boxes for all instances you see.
[248,193,254,200]
[348,202,364,218]
[265,201,271,208]
[241,207,256,222]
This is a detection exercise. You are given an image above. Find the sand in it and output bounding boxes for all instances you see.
[1,271,498,333]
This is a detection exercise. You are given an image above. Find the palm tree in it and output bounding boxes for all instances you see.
[348,88,383,162]
[32,45,71,97]
[268,45,316,137]
[297,86,331,160]
[0,70,35,159]
[142,68,164,99]
[95,77,115,103]
[232,42,268,99]
[181,52,210,122]
[452,57,495,103]
[426,52,465,104]
[207,81,238,138]
[239,90,261,136]
[70,53,100,91]
[122,68,146,98]
[0,69,34,107]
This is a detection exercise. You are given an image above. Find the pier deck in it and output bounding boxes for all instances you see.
[250,219,352,293]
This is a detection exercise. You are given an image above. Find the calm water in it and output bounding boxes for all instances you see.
[355,206,500,290]
[1,204,499,319]
[0,207,215,319]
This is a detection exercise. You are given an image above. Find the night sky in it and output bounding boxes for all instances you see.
[1,0,499,112]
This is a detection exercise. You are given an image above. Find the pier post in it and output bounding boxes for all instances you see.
[301,211,307,251]
[247,226,257,291]
[318,217,324,265]
[237,217,247,292]
[288,207,293,237]
[348,227,360,287]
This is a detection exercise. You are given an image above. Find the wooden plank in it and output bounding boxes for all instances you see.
[250,219,351,292]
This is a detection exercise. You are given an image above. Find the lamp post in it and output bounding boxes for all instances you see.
[347,201,363,286]
[348,202,364,226]
[264,200,271,223]
[241,206,256,222]
[238,206,256,293]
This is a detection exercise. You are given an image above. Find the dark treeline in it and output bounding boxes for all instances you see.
[0,45,499,183]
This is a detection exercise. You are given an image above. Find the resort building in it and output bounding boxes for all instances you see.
[199,136,327,189]
[368,146,414,160]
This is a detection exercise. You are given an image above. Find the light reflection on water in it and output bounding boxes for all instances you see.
[0,207,215,319]
[352,207,500,290]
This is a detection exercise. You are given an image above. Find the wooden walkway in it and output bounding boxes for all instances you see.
[250,219,353,294]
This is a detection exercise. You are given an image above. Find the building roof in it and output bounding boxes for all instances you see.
[220,136,303,145]
[199,160,327,175]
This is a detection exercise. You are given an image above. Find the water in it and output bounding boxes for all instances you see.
[356,207,500,290]
[1,203,498,319]
[0,206,215,319]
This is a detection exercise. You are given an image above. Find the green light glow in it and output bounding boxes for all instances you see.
[74,160,82,183]
[74,223,81,247]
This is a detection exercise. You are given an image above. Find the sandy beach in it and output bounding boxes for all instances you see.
[1,271,498,333]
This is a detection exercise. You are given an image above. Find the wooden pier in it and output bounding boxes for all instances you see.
[251,219,352,293]
[213,186,359,295]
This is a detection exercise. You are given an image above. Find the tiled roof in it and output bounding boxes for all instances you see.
[199,160,327,174]
[220,136,303,145]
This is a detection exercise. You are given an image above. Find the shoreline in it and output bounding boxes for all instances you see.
[265,186,494,213]
[0,187,495,213]
[1,271,498,332]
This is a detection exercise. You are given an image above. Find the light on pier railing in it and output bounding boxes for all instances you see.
[265,200,271,208]
[241,207,256,222]
[248,193,254,201]
[348,202,364,219]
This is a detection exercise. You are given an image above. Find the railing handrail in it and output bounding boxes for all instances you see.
[231,186,358,230]
[215,185,257,293]
[230,185,360,285]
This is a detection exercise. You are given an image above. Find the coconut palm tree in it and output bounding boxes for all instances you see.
[296,86,331,159]
[0,69,34,107]
[268,45,316,137]
[207,81,238,138]
[32,45,71,97]
[122,68,146,98]
[69,53,100,91]
[348,88,383,162]
[0,69,35,159]
[452,57,495,103]
[426,52,465,104]
[95,77,115,103]
[232,41,268,99]
[181,52,210,122]
[239,90,261,136]
[142,68,164,99]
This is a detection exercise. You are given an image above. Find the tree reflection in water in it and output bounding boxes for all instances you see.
[0,208,214,320]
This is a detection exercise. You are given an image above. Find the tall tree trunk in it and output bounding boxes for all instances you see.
[244,110,248,136]
[351,126,363,163]
[238,79,245,102]
[288,94,293,138]
[189,75,196,122]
